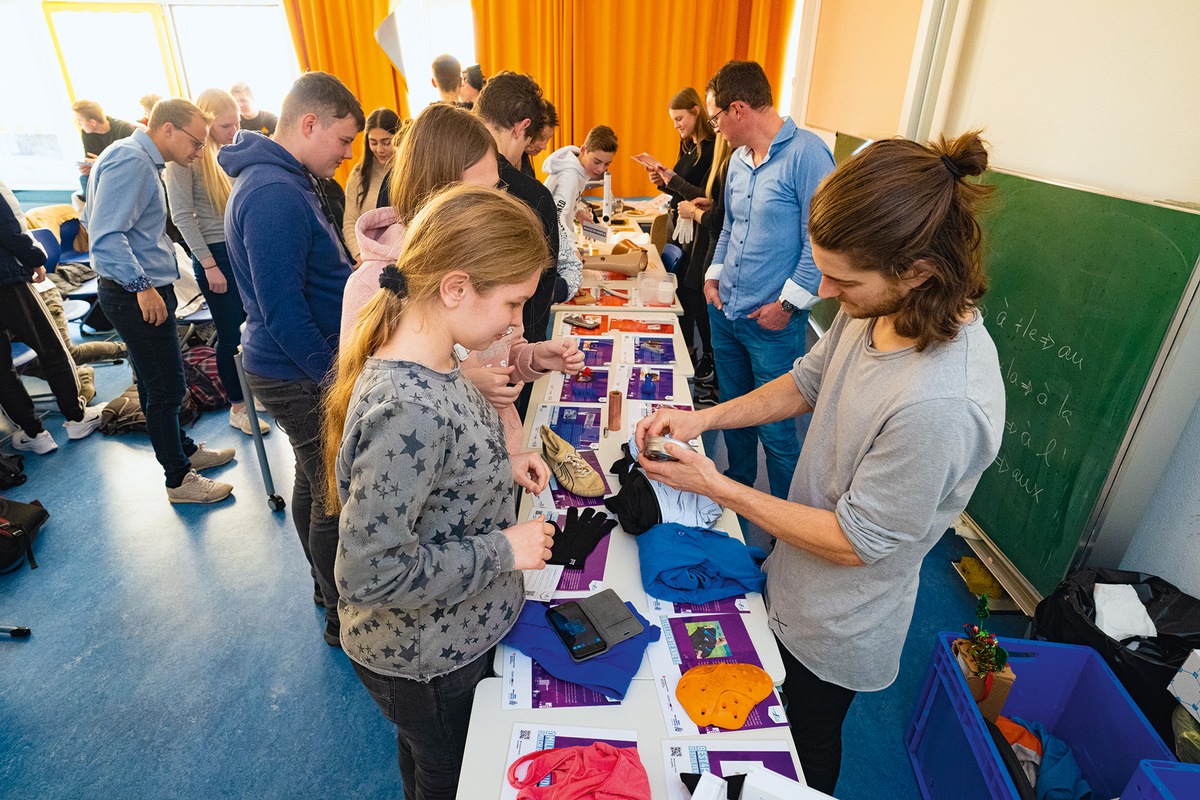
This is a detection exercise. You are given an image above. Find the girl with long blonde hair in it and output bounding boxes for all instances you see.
[164,87,267,435]
[323,184,556,799]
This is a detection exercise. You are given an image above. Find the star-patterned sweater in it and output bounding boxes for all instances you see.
[334,358,525,681]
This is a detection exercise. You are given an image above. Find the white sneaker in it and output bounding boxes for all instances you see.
[64,405,105,440]
[12,430,57,454]
[166,470,233,504]
[253,397,268,414]
[230,407,270,436]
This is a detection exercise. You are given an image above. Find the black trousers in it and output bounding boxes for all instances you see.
[777,637,858,795]
[0,282,84,435]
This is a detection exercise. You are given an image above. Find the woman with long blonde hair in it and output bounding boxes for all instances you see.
[323,184,557,799]
[165,87,267,435]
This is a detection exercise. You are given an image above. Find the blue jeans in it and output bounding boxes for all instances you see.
[351,653,491,800]
[191,241,246,403]
[708,305,807,500]
[98,280,196,487]
[243,372,338,624]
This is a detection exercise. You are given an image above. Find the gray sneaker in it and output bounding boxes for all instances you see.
[189,442,235,472]
[166,470,233,504]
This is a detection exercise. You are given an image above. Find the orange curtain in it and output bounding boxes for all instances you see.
[472,0,797,198]
[282,0,411,183]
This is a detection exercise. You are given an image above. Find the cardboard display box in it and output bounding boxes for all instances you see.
[953,638,1016,723]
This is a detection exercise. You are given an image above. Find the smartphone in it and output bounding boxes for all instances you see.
[563,314,601,330]
[546,602,608,661]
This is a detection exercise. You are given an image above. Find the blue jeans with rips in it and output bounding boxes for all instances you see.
[351,653,491,800]
[98,280,197,487]
[707,305,807,500]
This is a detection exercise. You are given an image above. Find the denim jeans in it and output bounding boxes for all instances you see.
[777,637,858,795]
[191,241,246,404]
[351,654,491,800]
[98,280,196,487]
[243,372,338,623]
[707,305,807,499]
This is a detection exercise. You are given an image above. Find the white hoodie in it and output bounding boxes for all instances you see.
[542,145,588,247]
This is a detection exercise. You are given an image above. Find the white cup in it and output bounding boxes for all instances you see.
[657,281,675,305]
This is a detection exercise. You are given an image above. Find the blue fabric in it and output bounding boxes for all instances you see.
[637,523,766,603]
[502,601,660,700]
[1010,716,1093,800]
[82,129,179,290]
[710,117,834,319]
[219,131,353,384]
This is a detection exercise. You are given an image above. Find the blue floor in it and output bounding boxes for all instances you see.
[1,341,1027,799]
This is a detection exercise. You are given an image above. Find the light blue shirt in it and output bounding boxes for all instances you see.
[707,117,834,319]
[81,128,178,291]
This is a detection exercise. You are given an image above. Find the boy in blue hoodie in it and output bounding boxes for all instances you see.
[219,72,364,646]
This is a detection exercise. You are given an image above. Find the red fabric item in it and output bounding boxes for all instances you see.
[506,741,652,799]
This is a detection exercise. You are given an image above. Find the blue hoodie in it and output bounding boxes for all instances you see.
[219,131,352,383]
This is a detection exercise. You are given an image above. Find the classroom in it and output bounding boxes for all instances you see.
[2,1,1199,798]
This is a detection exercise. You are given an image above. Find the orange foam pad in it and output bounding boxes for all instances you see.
[675,663,773,730]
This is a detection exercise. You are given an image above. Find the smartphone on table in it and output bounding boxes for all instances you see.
[546,601,607,661]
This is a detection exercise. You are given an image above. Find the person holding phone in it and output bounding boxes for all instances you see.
[322,185,557,800]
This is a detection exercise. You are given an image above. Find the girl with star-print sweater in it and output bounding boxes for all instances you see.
[322,185,557,800]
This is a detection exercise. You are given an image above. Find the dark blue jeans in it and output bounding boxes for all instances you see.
[243,372,338,623]
[708,305,807,500]
[351,653,491,800]
[98,280,196,487]
[191,241,246,403]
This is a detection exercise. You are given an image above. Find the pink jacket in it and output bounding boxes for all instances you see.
[341,206,407,345]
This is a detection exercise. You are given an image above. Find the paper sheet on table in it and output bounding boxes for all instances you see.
[546,367,611,404]
[502,722,639,800]
[661,740,801,800]
[523,565,564,602]
[646,595,751,616]
[498,644,623,710]
[524,508,609,598]
[621,334,677,365]
[529,404,604,450]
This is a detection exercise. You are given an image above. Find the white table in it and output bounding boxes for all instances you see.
[455,678,804,800]
[551,309,696,379]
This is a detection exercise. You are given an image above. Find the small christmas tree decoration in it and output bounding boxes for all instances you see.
[952,593,1017,722]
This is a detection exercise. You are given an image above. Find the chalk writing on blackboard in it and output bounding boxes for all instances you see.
[983,297,1085,370]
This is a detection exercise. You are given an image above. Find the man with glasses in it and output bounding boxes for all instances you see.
[220,72,364,647]
[702,60,834,505]
[85,98,237,504]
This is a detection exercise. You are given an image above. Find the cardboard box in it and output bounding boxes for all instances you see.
[1169,648,1200,724]
[953,638,1016,723]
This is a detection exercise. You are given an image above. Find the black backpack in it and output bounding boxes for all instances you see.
[0,451,26,489]
[0,498,49,573]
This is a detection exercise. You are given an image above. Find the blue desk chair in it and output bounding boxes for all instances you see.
[661,243,684,275]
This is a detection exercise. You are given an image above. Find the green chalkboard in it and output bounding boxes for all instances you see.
[967,171,1200,595]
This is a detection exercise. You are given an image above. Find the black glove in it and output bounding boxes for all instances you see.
[548,507,618,569]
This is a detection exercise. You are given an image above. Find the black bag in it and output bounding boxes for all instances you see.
[1033,567,1200,744]
[0,498,49,573]
[0,451,26,489]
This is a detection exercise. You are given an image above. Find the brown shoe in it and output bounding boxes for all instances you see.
[539,425,605,497]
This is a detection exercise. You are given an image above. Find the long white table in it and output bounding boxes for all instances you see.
[455,679,804,800]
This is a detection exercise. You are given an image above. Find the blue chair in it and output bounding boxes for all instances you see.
[29,228,60,271]
[57,218,90,265]
[661,243,684,275]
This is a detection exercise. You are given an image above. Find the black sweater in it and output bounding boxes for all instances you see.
[499,159,561,343]
[0,198,45,288]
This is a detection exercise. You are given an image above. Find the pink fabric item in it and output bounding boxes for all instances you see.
[340,206,407,344]
[506,742,651,800]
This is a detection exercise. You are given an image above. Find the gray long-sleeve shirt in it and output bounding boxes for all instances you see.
[334,358,524,681]
[765,309,1004,691]
[164,161,225,262]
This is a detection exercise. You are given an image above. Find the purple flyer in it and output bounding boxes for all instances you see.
[530,660,621,708]
[655,597,750,615]
[555,530,610,593]
[559,368,610,403]
[547,449,611,509]
[633,336,676,364]
[579,337,614,366]
[703,748,798,781]
[626,366,674,401]
[540,405,602,449]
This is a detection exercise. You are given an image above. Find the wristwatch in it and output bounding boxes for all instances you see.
[780,299,799,315]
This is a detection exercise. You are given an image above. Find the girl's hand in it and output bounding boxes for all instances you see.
[534,338,584,376]
[464,365,522,408]
[204,261,227,293]
[504,515,556,571]
[510,450,550,494]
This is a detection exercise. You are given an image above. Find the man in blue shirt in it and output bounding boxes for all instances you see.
[703,61,834,501]
[85,99,235,505]
[220,72,363,647]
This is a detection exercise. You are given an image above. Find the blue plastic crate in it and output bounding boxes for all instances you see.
[906,632,1176,799]
[1121,760,1200,799]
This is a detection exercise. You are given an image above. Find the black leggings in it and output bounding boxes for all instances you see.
[677,285,711,358]
[777,637,858,795]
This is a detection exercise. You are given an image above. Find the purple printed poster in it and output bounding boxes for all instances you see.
[662,741,800,799]
[578,337,615,367]
[546,449,611,509]
[555,529,611,594]
[647,596,751,615]
[530,660,621,709]
[626,366,675,401]
[632,336,676,364]
[558,368,610,403]
[535,404,602,449]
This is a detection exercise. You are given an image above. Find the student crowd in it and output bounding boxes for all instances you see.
[0,52,1005,799]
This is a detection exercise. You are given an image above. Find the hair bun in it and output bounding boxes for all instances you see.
[938,130,989,179]
[379,264,409,298]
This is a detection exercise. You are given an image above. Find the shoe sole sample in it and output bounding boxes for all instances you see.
[167,484,234,504]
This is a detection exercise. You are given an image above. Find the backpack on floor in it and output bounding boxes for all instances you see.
[0,451,26,489]
[0,498,49,573]
[100,384,199,435]
[181,344,229,411]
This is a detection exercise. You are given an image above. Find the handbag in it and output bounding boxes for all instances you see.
[0,498,50,573]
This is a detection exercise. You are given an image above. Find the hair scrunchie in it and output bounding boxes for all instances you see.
[379,264,409,298]
[940,153,965,180]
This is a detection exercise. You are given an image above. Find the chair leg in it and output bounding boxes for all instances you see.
[234,348,285,512]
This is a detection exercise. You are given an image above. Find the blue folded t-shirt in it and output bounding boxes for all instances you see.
[637,523,766,604]
[501,600,660,700]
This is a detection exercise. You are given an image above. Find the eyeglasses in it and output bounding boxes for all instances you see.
[178,127,207,152]
[710,106,729,125]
